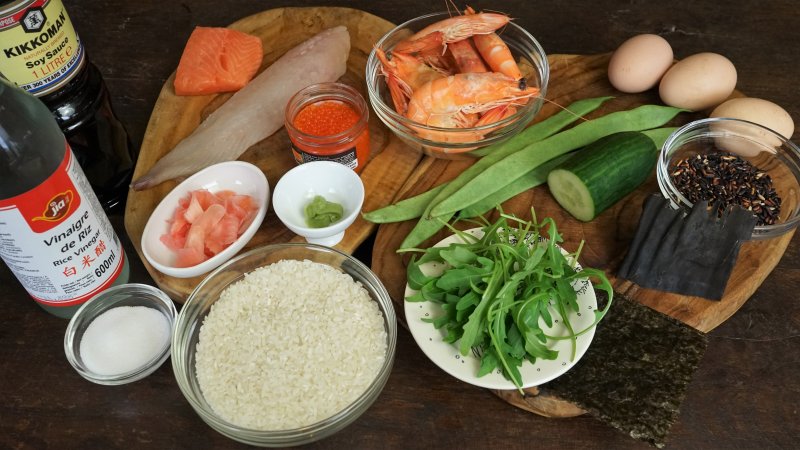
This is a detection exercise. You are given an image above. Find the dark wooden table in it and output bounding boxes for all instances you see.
[2,1,799,448]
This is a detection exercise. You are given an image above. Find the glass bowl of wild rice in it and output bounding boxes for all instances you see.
[171,243,397,447]
[657,117,800,240]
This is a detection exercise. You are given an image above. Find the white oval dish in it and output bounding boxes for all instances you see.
[403,228,598,390]
[141,161,269,278]
[272,161,364,246]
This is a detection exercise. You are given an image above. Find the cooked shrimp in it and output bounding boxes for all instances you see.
[475,104,517,126]
[394,31,445,54]
[394,12,510,54]
[392,31,456,73]
[448,39,488,73]
[464,6,522,79]
[445,33,515,129]
[406,72,538,128]
[405,72,537,150]
[420,111,481,148]
[427,110,479,129]
[472,32,521,79]
[375,48,446,114]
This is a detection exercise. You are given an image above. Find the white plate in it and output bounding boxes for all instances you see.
[404,228,598,390]
[141,161,269,278]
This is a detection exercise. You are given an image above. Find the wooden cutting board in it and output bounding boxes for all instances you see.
[370,52,795,417]
[124,7,422,301]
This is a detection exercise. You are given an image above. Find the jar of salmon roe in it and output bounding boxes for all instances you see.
[285,82,370,173]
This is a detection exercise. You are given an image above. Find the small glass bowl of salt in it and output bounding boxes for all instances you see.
[64,283,176,385]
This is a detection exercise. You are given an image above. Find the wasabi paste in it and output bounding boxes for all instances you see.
[304,195,343,228]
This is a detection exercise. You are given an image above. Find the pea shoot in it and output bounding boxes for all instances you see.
[402,210,613,392]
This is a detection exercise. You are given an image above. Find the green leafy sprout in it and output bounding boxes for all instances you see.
[402,209,613,393]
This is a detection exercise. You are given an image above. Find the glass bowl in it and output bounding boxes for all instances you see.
[171,243,397,447]
[366,12,549,159]
[657,117,800,240]
[64,283,176,385]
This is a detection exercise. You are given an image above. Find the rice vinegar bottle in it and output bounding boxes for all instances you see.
[0,79,130,318]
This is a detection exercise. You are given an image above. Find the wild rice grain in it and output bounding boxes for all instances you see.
[670,151,781,226]
[195,259,387,430]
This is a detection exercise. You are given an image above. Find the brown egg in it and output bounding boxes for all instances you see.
[658,52,737,111]
[608,34,674,93]
[711,97,794,139]
[710,97,795,157]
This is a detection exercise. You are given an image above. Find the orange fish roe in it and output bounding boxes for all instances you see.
[286,83,371,173]
[293,100,361,136]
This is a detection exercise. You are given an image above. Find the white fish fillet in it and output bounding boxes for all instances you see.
[132,26,351,190]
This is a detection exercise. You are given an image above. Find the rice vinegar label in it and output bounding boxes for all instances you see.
[0,0,85,95]
[0,142,125,306]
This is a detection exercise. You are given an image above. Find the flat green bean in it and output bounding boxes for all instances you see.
[399,154,568,248]
[461,127,678,219]
[423,96,615,215]
[469,96,614,157]
[366,97,611,227]
[642,127,678,149]
[362,184,444,223]
[399,97,614,248]
[399,211,456,250]
[429,105,684,218]
[458,153,573,219]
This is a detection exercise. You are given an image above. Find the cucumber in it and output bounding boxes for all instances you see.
[546,131,657,222]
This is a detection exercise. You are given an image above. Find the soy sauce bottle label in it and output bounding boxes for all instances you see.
[0,141,126,306]
[0,0,85,96]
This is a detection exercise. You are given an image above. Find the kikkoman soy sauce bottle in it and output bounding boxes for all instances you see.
[0,79,130,318]
[0,0,137,212]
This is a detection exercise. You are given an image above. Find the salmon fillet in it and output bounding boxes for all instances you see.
[133,26,350,190]
[174,27,264,96]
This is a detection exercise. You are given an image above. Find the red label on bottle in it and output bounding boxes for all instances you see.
[0,140,126,306]
[1,145,82,232]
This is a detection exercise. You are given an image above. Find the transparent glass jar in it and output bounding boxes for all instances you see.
[285,82,370,173]
[657,118,800,240]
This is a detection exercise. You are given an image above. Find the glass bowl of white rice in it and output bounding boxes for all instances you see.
[171,243,397,447]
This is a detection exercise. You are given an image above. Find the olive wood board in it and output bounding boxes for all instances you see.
[124,7,423,302]
[370,52,795,417]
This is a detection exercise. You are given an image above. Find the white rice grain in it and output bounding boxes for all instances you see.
[195,259,387,430]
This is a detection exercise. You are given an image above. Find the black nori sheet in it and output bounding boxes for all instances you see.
[544,292,708,448]
[617,194,756,300]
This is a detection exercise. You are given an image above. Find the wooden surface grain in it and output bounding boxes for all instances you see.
[372,52,793,335]
[123,7,423,302]
[1,1,799,449]
[370,51,795,417]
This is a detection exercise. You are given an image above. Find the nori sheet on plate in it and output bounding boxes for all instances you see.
[543,291,708,448]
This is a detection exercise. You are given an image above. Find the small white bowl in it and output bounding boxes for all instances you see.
[141,161,269,278]
[273,161,364,246]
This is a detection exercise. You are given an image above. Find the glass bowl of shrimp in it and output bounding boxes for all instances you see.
[366,9,549,159]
